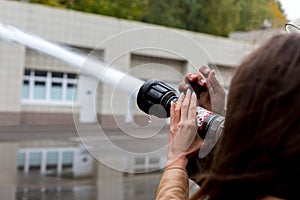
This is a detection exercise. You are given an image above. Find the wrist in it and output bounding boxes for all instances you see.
[166,155,188,169]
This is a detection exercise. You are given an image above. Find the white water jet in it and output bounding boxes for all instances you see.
[0,23,144,97]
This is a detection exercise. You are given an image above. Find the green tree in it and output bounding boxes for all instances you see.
[235,0,278,31]
[29,0,69,7]
[142,0,240,36]
[20,0,287,37]
[199,0,240,36]
[67,0,148,20]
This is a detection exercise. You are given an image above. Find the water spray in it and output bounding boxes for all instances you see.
[0,23,144,97]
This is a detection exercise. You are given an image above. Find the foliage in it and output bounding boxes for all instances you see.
[66,0,148,20]
[141,0,241,36]
[235,0,286,31]
[268,0,287,28]
[19,0,287,37]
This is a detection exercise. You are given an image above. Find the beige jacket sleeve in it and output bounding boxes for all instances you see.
[156,167,189,200]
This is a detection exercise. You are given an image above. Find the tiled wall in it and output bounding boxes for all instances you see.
[0,41,24,113]
[0,142,18,200]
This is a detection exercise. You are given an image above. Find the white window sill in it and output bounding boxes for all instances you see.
[21,100,79,107]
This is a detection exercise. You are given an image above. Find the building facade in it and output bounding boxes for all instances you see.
[0,1,253,127]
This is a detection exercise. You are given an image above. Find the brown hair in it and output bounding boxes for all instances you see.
[193,34,300,200]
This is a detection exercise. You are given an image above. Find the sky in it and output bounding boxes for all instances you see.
[278,0,300,21]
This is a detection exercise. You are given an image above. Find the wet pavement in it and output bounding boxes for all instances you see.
[16,171,162,200]
[2,123,169,199]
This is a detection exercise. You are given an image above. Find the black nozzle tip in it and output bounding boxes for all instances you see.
[137,79,178,118]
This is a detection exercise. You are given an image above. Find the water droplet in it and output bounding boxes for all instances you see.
[148,115,152,123]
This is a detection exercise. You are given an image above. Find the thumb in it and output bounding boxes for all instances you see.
[207,70,226,115]
[207,70,223,94]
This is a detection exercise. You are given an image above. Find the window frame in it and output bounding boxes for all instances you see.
[22,69,78,106]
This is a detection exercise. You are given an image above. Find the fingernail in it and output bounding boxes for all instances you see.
[192,92,196,97]
[180,92,184,98]
[204,68,210,74]
[200,79,206,85]
[186,89,191,94]
[190,74,197,79]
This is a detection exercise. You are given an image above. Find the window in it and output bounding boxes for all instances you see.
[22,69,77,104]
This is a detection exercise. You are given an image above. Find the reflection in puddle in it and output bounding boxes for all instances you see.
[16,186,96,200]
[16,173,162,200]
